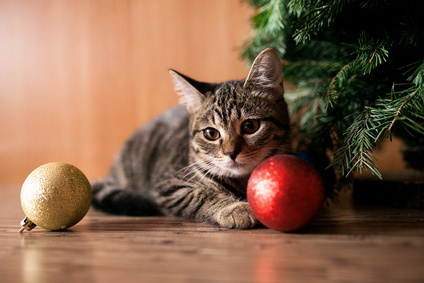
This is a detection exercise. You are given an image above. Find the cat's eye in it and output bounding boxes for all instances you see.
[203,128,221,141]
[241,119,260,134]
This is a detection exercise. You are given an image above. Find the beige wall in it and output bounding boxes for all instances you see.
[0,0,253,184]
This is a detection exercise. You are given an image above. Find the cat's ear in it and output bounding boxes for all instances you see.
[169,69,205,113]
[243,48,283,92]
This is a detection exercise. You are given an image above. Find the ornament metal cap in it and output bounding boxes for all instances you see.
[19,217,37,233]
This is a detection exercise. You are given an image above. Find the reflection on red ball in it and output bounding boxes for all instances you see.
[247,154,325,232]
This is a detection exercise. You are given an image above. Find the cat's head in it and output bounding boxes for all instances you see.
[170,48,290,178]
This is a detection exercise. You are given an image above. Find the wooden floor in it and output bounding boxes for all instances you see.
[1,185,424,283]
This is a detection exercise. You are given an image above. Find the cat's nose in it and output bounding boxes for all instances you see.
[224,150,240,161]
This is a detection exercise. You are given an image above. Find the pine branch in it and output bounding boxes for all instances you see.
[325,60,356,108]
[351,32,390,75]
[330,84,424,178]
[242,0,287,63]
[406,59,424,86]
[329,109,381,178]
[290,0,347,44]
[370,85,424,141]
[387,94,411,132]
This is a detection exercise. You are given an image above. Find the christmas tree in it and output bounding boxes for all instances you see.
[242,0,424,198]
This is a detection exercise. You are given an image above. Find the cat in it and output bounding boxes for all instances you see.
[91,48,290,229]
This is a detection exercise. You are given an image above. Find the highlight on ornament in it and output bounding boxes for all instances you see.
[19,162,92,233]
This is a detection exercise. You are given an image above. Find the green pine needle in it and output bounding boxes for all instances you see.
[351,32,390,75]
[330,109,382,178]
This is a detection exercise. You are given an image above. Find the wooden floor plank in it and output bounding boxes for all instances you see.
[1,185,424,282]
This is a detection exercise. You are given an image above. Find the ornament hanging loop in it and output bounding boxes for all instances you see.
[19,217,37,233]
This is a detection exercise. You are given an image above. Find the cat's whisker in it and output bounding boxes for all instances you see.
[180,165,197,178]
[179,162,204,184]
[195,159,221,185]
[176,162,197,175]
[180,159,211,185]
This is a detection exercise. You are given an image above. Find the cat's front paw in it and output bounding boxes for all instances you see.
[217,202,258,229]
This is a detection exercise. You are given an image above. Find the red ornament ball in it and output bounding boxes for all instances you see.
[247,154,325,232]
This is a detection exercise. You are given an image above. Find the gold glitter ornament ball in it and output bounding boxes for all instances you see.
[20,162,92,232]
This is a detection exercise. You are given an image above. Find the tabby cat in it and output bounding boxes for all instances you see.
[92,48,290,229]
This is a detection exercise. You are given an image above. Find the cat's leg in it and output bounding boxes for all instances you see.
[155,179,257,229]
[91,178,159,216]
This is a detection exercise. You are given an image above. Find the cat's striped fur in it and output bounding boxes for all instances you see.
[92,48,290,229]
